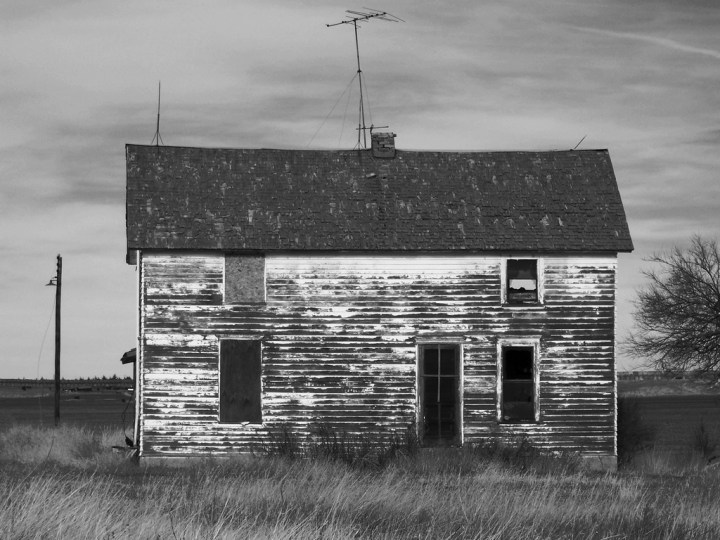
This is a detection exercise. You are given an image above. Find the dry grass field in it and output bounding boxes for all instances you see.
[1,378,719,538]
[1,424,720,539]
[618,377,720,458]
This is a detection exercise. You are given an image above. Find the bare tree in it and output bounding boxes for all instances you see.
[625,236,720,375]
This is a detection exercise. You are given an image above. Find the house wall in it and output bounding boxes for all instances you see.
[138,252,617,458]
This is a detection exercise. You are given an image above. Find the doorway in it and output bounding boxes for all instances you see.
[418,344,461,445]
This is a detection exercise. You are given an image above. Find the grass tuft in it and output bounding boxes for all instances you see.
[0,424,129,469]
[257,422,418,469]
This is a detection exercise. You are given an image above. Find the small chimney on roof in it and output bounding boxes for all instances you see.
[371,131,396,158]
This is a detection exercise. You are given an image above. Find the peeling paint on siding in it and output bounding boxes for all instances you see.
[138,252,617,458]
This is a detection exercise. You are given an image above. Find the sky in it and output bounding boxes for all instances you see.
[2,0,719,378]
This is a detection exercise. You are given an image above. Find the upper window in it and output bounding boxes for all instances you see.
[506,259,539,304]
[225,254,265,303]
[219,339,262,423]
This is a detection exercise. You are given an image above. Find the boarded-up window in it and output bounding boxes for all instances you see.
[225,255,265,303]
[506,259,538,304]
[500,346,535,423]
[219,340,262,423]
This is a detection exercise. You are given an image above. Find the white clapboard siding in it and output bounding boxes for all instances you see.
[138,252,617,457]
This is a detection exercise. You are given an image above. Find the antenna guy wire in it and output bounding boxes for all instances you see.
[306,73,358,148]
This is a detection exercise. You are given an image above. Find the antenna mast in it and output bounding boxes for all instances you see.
[151,81,164,147]
[327,9,403,149]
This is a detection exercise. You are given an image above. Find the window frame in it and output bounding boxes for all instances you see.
[218,338,263,424]
[501,257,544,305]
[496,337,541,424]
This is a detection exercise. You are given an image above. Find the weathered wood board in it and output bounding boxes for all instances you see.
[138,252,617,458]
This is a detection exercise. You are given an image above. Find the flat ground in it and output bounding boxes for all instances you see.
[2,379,719,454]
[618,379,720,454]
[0,386,133,432]
[619,377,720,397]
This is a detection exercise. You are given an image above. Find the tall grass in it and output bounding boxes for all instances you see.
[0,424,121,468]
[2,424,720,539]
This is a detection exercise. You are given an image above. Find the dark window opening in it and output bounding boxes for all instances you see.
[501,346,535,423]
[507,259,538,304]
[219,339,262,423]
[419,345,460,445]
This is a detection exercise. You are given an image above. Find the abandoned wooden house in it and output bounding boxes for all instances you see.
[126,132,633,469]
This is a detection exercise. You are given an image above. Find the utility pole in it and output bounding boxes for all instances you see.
[47,255,62,425]
[55,255,61,426]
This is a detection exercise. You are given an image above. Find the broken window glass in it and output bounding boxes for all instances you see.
[506,259,538,304]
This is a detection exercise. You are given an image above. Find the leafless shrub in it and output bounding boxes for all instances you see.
[625,236,720,376]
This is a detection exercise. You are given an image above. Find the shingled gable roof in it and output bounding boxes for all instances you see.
[126,144,633,258]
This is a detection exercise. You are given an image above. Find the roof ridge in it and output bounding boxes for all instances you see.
[125,143,609,154]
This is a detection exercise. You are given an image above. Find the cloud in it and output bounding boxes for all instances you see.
[689,128,720,146]
[2,0,720,376]
[572,26,720,61]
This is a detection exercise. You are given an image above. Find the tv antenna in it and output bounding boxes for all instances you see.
[151,81,164,147]
[327,8,403,149]
[572,134,587,151]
